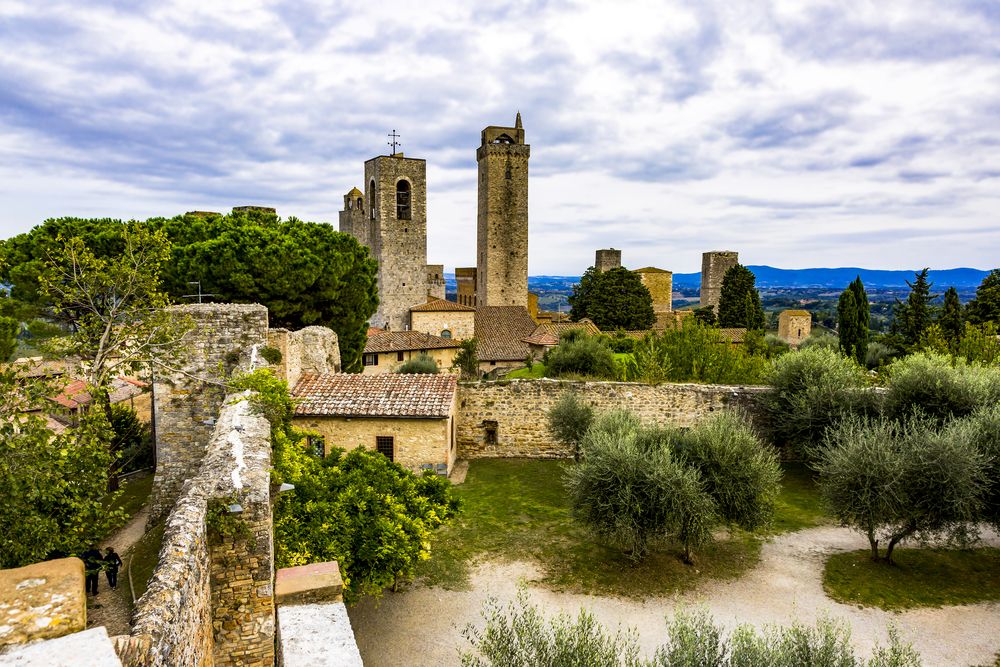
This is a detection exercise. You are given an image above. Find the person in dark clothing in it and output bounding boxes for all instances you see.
[81,546,103,595]
[104,547,122,590]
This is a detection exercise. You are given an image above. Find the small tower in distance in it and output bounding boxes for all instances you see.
[338,187,368,249]
[477,112,530,308]
[701,251,739,314]
[595,248,622,273]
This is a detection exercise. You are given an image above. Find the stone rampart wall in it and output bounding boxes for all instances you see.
[457,379,766,459]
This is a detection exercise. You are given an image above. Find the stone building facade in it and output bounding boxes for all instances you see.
[778,310,812,346]
[410,298,476,341]
[595,248,622,273]
[426,264,446,300]
[701,250,739,314]
[634,266,673,315]
[477,113,530,309]
[337,187,368,248]
[456,267,477,307]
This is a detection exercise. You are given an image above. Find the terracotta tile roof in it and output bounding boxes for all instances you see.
[718,328,747,343]
[521,332,560,346]
[632,266,672,274]
[108,377,148,404]
[364,330,460,354]
[409,297,476,313]
[292,373,456,418]
[475,306,538,361]
[48,378,92,409]
[536,319,602,337]
[780,309,811,317]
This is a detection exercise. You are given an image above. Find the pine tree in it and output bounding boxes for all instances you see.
[837,288,860,362]
[717,265,765,330]
[893,268,936,348]
[966,269,1000,326]
[938,286,964,349]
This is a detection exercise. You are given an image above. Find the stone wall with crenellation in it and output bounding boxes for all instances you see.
[456,379,766,459]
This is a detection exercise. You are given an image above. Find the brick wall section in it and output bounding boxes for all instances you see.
[150,304,269,525]
[456,379,767,459]
[127,393,274,667]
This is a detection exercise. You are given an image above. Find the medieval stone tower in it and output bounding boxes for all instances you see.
[477,113,530,308]
[341,154,428,331]
[701,250,739,314]
[595,248,622,273]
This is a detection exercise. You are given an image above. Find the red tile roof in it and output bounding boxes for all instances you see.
[409,297,476,313]
[48,378,91,409]
[364,330,460,354]
[475,306,538,361]
[292,373,457,418]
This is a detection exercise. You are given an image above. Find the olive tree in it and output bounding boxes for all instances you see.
[547,391,594,460]
[816,415,986,563]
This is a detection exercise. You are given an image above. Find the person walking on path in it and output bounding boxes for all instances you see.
[81,545,103,595]
[104,547,123,591]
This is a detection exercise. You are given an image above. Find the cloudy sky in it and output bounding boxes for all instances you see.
[1,1,998,274]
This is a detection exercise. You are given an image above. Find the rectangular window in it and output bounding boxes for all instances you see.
[307,435,325,458]
[397,351,405,362]
[483,420,498,446]
[363,353,378,366]
[376,435,394,461]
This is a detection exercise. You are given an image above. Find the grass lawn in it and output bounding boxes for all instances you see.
[823,547,1000,610]
[770,462,830,534]
[507,362,546,379]
[417,459,763,597]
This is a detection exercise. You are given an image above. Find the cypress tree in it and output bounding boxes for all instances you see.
[848,276,869,364]
[837,288,860,362]
[938,286,964,349]
[717,265,765,330]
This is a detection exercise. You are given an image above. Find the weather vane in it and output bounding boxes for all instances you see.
[388,130,402,154]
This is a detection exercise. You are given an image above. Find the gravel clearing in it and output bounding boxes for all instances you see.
[349,526,1000,667]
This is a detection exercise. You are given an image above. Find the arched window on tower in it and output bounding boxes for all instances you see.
[356,197,363,211]
[396,180,411,220]
[369,180,376,220]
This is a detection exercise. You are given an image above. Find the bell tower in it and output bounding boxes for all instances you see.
[476,112,530,308]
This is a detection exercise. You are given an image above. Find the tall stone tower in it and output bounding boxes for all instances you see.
[338,187,369,249]
[477,113,530,308]
[364,154,428,330]
[595,248,622,273]
[701,250,739,314]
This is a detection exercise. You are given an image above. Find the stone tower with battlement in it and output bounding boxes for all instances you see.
[477,113,530,308]
[338,187,369,248]
[595,248,622,273]
[701,251,739,314]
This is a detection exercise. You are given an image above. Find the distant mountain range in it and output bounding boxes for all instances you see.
[443,266,991,291]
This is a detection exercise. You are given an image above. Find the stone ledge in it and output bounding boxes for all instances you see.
[275,562,343,605]
[0,558,86,647]
[277,602,362,667]
[0,626,122,666]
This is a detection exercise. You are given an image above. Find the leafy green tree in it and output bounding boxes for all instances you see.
[396,353,439,374]
[956,321,1000,365]
[838,276,869,365]
[632,319,768,385]
[109,403,153,474]
[816,414,986,563]
[692,306,717,326]
[569,267,654,331]
[938,286,964,349]
[0,316,17,362]
[717,265,765,330]
[966,268,1000,326]
[543,331,617,380]
[453,338,480,380]
[959,405,1000,531]
[883,352,1000,424]
[759,347,873,461]
[0,367,123,567]
[892,268,936,348]
[547,391,594,460]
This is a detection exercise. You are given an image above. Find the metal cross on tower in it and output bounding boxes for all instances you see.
[387,130,402,155]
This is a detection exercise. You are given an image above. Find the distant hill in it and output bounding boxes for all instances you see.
[444,266,992,293]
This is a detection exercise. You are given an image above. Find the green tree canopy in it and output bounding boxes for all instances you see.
[837,276,869,365]
[892,268,936,348]
[938,286,964,349]
[0,316,17,362]
[966,268,1000,326]
[568,267,654,331]
[716,264,765,330]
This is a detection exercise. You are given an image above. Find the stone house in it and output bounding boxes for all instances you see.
[291,372,458,474]
[409,297,476,341]
[778,310,812,346]
[362,329,461,374]
[474,305,538,372]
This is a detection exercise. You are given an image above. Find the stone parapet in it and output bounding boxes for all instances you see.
[0,558,86,647]
[0,627,122,667]
[457,379,766,459]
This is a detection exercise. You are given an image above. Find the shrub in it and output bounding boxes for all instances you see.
[865,341,896,370]
[258,345,282,365]
[453,338,480,380]
[632,319,768,385]
[950,405,1000,531]
[462,596,922,667]
[759,347,872,460]
[816,414,986,563]
[799,331,839,352]
[761,333,791,359]
[547,391,594,459]
[396,353,439,374]
[883,352,1000,424]
[604,333,636,354]
[544,332,617,379]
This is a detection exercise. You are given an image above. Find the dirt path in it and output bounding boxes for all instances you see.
[86,507,151,636]
[349,526,1000,667]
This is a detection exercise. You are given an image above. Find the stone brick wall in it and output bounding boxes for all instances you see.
[267,326,342,388]
[150,304,268,525]
[426,264,446,300]
[338,189,369,249]
[456,379,766,459]
[0,558,86,648]
[595,248,622,273]
[128,393,274,667]
[778,311,812,347]
[410,310,476,341]
[700,251,739,314]
[365,155,428,331]
[477,122,529,308]
[635,268,673,314]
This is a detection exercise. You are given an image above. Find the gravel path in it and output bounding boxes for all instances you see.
[349,526,1000,667]
[86,506,151,636]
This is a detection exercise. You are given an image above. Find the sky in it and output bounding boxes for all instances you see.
[0,1,998,275]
